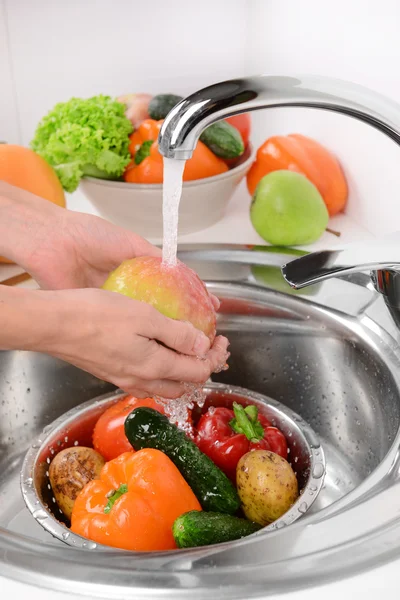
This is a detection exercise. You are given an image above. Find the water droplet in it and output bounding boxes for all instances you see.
[298,502,308,514]
[23,477,33,487]
[312,463,325,479]
[82,540,97,550]
[32,508,48,523]
[62,532,70,541]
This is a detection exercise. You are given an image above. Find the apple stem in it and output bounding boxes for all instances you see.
[326,227,341,237]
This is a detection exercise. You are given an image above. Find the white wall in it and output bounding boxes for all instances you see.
[245,0,400,236]
[2,0,400,236]
[0,1,20,144]
[0,0,249,146]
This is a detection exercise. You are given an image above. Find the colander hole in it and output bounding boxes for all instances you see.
[46,458,50,464]
[74,440,79,446]
[47,484,51,490]
[45,470,49,477]
[64,436,68,443]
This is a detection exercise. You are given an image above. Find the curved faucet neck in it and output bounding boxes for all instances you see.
[158,74,400,159]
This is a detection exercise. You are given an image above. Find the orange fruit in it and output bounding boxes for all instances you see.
[0,144,66,263]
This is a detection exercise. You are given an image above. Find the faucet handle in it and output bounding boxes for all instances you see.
[281,233,400,289]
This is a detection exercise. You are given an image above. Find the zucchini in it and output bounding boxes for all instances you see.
[148,94,183,120]
[124,407,240,515]
[173,510,262,548]
[200,120,244,159]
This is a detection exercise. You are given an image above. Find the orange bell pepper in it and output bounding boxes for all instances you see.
[70,449,201,552]
[246,134,348,216]
[124,118,228,184]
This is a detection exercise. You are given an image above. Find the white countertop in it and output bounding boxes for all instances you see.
[2,181,394,599]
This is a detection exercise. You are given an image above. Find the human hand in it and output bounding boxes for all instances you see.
[0,181,220,309]
[42,288,229,398]
[0,180,159,289]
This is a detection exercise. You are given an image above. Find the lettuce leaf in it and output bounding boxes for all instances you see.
[31,95,133,193]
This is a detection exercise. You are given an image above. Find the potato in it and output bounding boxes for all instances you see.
[236,450,299,526]
[49,446,105,520]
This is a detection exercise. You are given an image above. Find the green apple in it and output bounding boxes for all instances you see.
[250,170,329,246]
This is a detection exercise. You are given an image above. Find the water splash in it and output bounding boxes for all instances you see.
[154,356,230,434]
[162,157,186,267]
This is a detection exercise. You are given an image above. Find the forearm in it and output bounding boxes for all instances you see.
[0,181,61,268]
[0,285,62,352]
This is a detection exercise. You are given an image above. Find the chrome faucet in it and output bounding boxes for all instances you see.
[158,74,400,328]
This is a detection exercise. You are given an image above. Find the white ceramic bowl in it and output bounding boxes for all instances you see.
[79,145,254,238]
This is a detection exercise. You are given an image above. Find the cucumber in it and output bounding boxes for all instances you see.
[200,120,244,159]
[173,511,262,548]
[124,407,240,515]
[148,94,183,120]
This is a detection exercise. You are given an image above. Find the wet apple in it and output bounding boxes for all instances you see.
[102,256,216,342]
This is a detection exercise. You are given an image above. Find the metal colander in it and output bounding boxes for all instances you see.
[20,382,326,551]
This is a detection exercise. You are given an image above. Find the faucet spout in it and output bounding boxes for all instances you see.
[158,74,400,160]
[281,234,400,289]
[158,72,400,332]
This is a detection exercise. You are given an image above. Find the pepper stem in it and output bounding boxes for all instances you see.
[229,402,264,442]
[134,140,153,165]
[104,483,128,514]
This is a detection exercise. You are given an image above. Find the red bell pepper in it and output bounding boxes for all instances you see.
[196,402,288,482]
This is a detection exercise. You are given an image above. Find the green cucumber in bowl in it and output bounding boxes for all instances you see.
[148,93,244,159]
[200,120,245,159]
[124,407,240,515]
[173,511,262,548]
[148,94,183,120]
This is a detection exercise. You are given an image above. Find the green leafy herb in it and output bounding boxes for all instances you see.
[31,95,133,193]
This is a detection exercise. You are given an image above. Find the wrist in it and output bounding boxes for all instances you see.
[0,286,64,353]
[0,182,62,268]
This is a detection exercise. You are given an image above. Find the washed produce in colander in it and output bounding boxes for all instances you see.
[195,401,288,482]
[92,395,192,462]
[70,449,201,552]
[48,395,299,551]
[237,449,299,526]
[49,447,105,520]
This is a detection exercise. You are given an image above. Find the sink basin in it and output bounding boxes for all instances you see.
[1,244,400,599]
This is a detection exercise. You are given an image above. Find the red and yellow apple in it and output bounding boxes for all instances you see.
[102,256,216,342]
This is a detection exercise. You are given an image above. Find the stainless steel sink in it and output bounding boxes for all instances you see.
[1,244,400,599]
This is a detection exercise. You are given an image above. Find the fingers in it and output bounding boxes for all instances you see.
[205,335,230,372]
[139,334,230,385]
[138,308,211,357]
[210,294,220,311]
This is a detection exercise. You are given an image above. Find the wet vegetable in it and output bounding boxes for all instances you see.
[70,449,201,551]
[196,402,288,481]
[124,407,240,514]
[49,446,105,520]
[92,394,170,462]
[173,510,262,548]
[236,450,299,526]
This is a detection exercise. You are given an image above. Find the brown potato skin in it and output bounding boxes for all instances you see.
[49,446,105,520]
[236,450,299,526]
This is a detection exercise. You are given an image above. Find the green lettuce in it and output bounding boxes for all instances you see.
[31,95,133,193]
